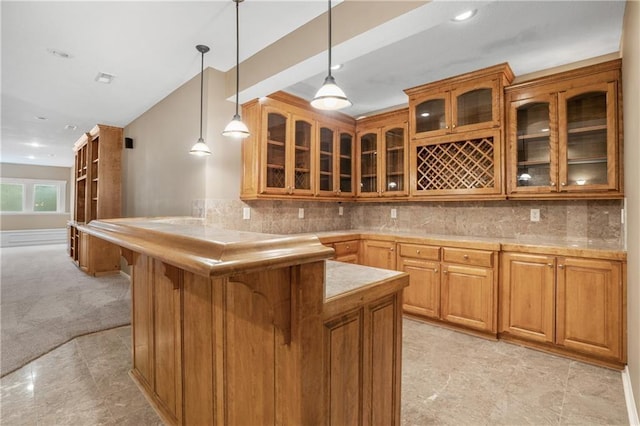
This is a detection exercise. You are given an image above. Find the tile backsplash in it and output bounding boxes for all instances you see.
[194,198,623,244]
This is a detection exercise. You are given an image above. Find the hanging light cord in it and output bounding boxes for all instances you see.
[234,0,240,116]
[327,0,332,78]
[199,48,204,139]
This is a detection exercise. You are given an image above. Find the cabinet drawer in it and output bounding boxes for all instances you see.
[334,240,359,256]
[443,247,493,267]
[398,243,440,261]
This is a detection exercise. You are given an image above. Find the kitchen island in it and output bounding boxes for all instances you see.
[78,217,408,426]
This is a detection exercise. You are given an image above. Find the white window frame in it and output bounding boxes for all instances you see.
[0,178,67,214]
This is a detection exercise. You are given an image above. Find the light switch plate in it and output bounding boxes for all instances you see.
[391,208,397,219]
[242,207,250,220]
[339,206,344,216]
[298,208,304,219]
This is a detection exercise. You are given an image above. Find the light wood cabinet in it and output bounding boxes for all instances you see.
[333,239,359,263]
[241,92,356,200]
[356,109,409,198]
[406,64,513,199]
[505,59,622,199]
[397,243,440,319]
[500,251,625,366]
[69,124,122,276]
[441,248,497,333]
[362,239,397,270]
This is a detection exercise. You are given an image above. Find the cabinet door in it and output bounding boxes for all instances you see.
[500,252,555,343]
[261,107,289,194]
[357,130,380,197]
[362,240,396,270]
[337,131,355,196]
[290,115,314,195]
[381,124,408,197]
[558,81,619,192]
[556,257,622,360]
[398,257,440,319]
[317,126,335,195]
[451,79,500,133]
[507,94,559,194]
[441,264,494,332]
[411,91,450,139]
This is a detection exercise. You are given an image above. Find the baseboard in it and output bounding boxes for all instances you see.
[1,228,67,247]
[623,366,640,425]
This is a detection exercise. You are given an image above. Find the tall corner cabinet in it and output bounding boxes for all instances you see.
[505,59,623,199]
[68,124,123,276]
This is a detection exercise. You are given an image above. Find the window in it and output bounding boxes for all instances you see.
[1,183,24,211]
[0,178,66,213]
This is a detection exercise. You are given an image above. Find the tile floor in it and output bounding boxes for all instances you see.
[1,319,629,425]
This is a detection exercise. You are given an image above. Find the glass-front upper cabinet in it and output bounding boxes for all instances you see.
[382,125,408,196]
[507,94,558,194]
[318,127,334,194]
[338,131,354,196]
[506,61,621,198]
[358,131,378,197]
[558,81,618,192]
[260,107,315,196]
[263,108,288,193]
[406,64,512,141]
[292,116,313,195]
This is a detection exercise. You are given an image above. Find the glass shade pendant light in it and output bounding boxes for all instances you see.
[222,0,250,139]
[190,44,212,156]
[311,0,351,111]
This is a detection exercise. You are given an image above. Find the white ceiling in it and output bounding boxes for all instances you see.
[1,0,626,168]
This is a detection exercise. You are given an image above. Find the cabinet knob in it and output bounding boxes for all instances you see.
[559,264,565,269]
[463,254,469,260]
[443,270,448,274]
[550,182,555,186]
[547,263,553,267]
[452,124,456,128]
[561,182,567,186]
[346,245,350,249]
[445,125,450,129]
[434,268,438,273]
[390,247,395,252]
[416,250,421,254]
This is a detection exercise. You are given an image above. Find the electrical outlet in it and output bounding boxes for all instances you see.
[242,207,250,220]
[391,208,397,219]
[298,208,304,219]
[339,206,344,216]
[530,208,540,222]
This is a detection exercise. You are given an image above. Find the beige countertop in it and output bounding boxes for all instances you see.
[324,260,405,299]
[314,229,626,260]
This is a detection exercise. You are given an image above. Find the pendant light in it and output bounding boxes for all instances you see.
[222,0,250,139]
[190,44,212,156]
[310,0,351,111]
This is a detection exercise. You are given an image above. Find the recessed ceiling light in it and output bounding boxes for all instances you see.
[65,124,77,131]
[452,9,477,22]
[47,48,72,59]
[35,116,48,121]
[26,155,36,160]
[26,142,42,148]
[330,64,343,71]
[95,72,115,84]
[420,112,430,117]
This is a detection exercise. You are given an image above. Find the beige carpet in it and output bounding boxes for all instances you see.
[0,244,130,377]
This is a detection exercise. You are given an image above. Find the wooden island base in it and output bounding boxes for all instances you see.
[80,218,408,425]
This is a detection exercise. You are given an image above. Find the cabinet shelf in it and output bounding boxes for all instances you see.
[267,164,285,170]
[93,158,99,164]
[567,124,607,135]
[386,171,405,177]
[294,168,310,173]
[295,146,310,152]
[518,132,550,140]
[361,150,377,155]
[267,140,285,147]
[320,151,332,156]
[386,146,404,152]
[517,160,551,166]
[567,157,607,165]
[77,175,87,182]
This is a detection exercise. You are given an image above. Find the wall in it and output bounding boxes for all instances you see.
[123,67,234,217]
[622,0,640,415]
[0,163,71,230]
